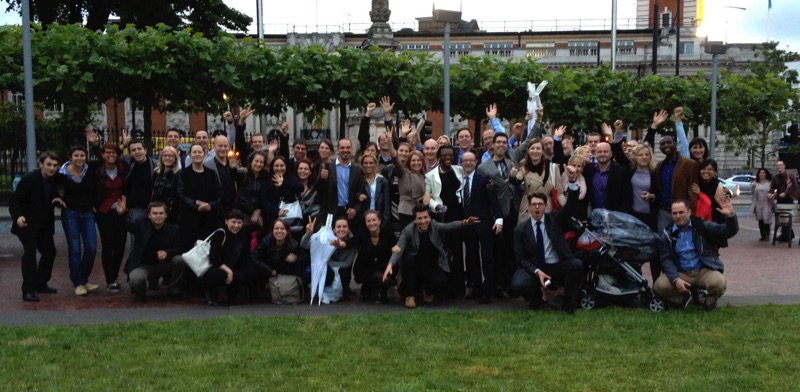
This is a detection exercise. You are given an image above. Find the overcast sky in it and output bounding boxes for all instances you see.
[1,0,798,51]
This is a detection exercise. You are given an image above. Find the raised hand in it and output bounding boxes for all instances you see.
[85,127,100,146]
[600,123,612,139]
[239,105,255,125]
[280,120,288,135]
[366,102,377,117]
[614,119,623,131]
[651,109,669,128]
[553,125,567,138]
[305,216,317,234]
[716,195,735,217]
[16,216,27,228]
[380,96,394,118]
[673,106,684,123]
[565,165,578,182]
[400,119,412,137]
[486,103,498,120]
[273,173,284,187]
[268,139,279,152]
[121,128,131,146]
[509,163,518,178]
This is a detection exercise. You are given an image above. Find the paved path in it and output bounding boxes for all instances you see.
[1,204,798,327]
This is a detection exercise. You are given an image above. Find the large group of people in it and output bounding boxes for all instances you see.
[9,100,795,314]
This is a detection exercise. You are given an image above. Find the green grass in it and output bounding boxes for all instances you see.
[2,306,800,391]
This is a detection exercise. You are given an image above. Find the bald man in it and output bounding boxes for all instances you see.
[582,142,631,212]
[204,135,238,209]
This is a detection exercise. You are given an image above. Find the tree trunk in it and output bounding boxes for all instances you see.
[85,0,115,31]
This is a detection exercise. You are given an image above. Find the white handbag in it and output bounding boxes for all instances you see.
[280,198,303,221]
[181,229,226,277]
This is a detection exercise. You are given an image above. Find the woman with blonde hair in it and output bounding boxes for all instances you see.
[152,146,181,223]
[626,143,659,231]
[396,149,427,230]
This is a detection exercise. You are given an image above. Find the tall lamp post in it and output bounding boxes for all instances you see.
[432,1,462,136]
[22,0,36,171]
[705,41,727,159]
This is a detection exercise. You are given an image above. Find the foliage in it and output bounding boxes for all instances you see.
[2,0,252,35]
[1,306,800,390]
[0,24,796,160]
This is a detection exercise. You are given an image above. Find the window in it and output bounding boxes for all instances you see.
[349,44,362,50]
[526,42,555,58]
[680,42,694,55]
[401,43,429,50]
[616,41,635,55]
[484,42,513,57]
[450,43,471,57]
[49,103,64,112]
[568,41,597,57]
[662,12,671,27]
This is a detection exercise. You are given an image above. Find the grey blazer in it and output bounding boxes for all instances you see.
[389,220,463,272]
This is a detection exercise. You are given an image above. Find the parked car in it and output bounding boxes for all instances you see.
[725,174,755,194]
[718,178,740,198]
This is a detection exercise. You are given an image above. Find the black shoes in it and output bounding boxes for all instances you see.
[478,296,492,305]
[23,292,40,302]
[36,285,57,294]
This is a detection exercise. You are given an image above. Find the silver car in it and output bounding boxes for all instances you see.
[725,174,756,194]
[718,178,741,198]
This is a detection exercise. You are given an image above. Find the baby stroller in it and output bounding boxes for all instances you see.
[571,209,665,312]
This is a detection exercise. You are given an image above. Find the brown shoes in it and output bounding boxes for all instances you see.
[404,296,417,309]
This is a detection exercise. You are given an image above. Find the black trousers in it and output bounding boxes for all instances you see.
[464,227,495,298]
[510,257,583,306]
[399,253,449,298]
[494,207,518,289]
[95,211,127,284]
[204,266,247,302]
[17,228,57,294]
[445,228,465,297]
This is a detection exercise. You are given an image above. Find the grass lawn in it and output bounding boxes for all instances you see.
[2,305,800,391]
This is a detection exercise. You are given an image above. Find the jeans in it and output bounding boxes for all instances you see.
[61,209,97,287]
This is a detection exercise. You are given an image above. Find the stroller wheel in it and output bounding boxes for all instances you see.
[580,290,596,310]
[648,296,665,312]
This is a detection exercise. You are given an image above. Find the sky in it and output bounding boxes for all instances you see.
[1,0,798,51]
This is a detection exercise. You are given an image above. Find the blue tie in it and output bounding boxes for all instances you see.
[535,221,545,264]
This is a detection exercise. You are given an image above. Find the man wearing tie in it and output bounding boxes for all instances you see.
[511,165,582,314]
[460,152,503,304]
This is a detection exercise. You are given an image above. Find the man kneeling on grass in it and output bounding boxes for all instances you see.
[383,204,479,309]
[654,198,738,311]
[122,200,187,301]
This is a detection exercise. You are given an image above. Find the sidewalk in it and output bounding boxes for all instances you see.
[0,212,798,327]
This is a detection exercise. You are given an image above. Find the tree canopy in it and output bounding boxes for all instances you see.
[2,0,252,35]
[0,23,797,167]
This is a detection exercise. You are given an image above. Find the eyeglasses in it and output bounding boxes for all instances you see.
[529,202,545,207]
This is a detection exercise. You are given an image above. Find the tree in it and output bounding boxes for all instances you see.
[3,0,252,35]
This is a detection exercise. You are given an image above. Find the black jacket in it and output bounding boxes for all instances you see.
[514,187,579,276]
[124,221,181,273]
[9,170,58,236]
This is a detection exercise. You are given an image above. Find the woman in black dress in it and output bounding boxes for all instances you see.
[176,143,222,251]
[353,210,397,303]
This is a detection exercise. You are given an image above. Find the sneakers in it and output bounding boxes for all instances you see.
[678,293,692,309]
[74,285,88,296]
[404,296,417,309]
[84,283,100,292]
[107,281,122,293]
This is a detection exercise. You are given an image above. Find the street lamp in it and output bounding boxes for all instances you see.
[705,41,727,159]
[432,1,462,136]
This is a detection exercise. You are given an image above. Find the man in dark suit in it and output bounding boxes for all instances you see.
[124,201,185,301]
[582,142,631,212]
[460,152,503,303]
[511,167,582,314]
[9,151,63,302]
[319,138,367,294]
